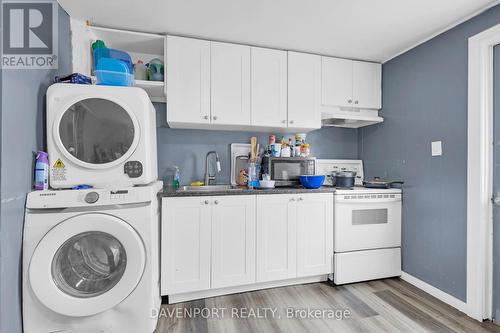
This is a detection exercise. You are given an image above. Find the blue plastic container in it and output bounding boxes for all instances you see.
[93,47,133,72]
[93,48,134,86]
[299,175,325,189]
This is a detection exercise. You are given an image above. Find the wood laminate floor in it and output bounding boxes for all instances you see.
[155,278,500,333]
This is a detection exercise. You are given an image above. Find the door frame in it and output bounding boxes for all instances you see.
[467,22,500,321]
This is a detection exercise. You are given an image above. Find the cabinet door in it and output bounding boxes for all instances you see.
[251,47,288,128]
[166,36,211,125]
[287,51,321,130]
[211,42,251,126]
[211,195,256,288]
[161,197,211,295]
[296,193,334,277]
[256,195,297,282]
[352,61,382,109]
[321,56,353,108]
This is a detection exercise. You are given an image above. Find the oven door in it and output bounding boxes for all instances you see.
[334,193,401,252]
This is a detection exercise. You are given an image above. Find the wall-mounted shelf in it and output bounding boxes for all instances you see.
[70,20,167,103]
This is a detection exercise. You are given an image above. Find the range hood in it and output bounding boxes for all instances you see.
[321,108,383,128]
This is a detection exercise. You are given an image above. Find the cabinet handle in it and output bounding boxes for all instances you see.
[214,200,219,205]
[203,115,209,120]
[289,120,294,125]
[281,120,286,124]
[204,200,209,205]
[213,116,218,121]
[354,100,359,105]
[290,198,296,202]
[348,99,353,104]
[298,197,304,201]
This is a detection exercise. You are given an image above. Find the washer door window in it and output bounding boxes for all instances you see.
[29,214,146,317]
[57,98,139,168]
[52,231,127,298]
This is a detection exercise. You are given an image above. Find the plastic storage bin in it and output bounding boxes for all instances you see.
[93,48,134,86]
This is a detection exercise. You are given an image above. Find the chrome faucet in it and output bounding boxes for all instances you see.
[204,151,221,185]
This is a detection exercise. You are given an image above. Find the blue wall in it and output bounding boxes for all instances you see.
[155,103,359,185]
[0,4,72,333]
[359,4,500,301]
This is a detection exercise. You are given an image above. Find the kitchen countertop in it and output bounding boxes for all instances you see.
[159,186,336,197]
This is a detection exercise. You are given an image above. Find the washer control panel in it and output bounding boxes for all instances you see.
[84,191,99,204]
[124,161,143,178]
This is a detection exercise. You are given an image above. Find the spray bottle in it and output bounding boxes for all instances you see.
[34,151,49,190]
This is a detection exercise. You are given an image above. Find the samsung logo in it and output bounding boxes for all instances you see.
[39,193,56,196]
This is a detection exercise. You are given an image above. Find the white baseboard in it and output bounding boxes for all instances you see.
[400,272,468,314]
[167,275,327,304]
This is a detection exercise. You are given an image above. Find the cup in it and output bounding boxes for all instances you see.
[280,146,291,157]
[271,143,282,157]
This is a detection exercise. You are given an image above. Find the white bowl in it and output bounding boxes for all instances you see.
[259,180,275,189]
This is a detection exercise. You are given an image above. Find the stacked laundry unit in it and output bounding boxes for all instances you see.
[23,83,162,333]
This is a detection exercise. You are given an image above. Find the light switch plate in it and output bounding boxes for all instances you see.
[431,141,442,156]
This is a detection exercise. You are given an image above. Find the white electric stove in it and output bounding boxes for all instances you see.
[316,159,402,285]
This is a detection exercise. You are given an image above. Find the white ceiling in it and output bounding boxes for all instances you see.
[58,0,499,62]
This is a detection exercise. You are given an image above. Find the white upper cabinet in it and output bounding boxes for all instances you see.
[287,51,322,130]
[321,56,381,110]
[211,195,256,289]
[251,47,288,128]
[353,60,382,109]
[165,35,382,131]
[321,57,353,107]
[211,42,251,126]
[167,36,211,126]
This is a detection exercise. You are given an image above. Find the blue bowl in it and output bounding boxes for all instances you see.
[299,175,325,189]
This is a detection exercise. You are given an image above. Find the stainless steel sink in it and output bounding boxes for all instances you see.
[178,185,243,192]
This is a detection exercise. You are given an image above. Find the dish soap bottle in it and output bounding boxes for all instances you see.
[34,151,49,190]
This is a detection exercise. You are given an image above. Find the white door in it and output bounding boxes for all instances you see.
[251,47,288,128]
[161,197,211,294]
[321,56,353,108]
[211,195,256,288]
[352,60,382,109]
[166,36,211,125]
[256,194,297,282]
[29,213,145,317]
[211,41,251,126]
[296,194,334,277]
[287,51,322,130]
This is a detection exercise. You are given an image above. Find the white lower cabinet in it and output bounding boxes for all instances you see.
[161,197,211,295]
[256,195,297,282]
[161,193,333,297]
[211,195,256,288]
[296,193,334,277]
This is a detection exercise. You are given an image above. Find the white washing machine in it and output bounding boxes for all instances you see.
[23,182,162,333]
[47,83,158,189]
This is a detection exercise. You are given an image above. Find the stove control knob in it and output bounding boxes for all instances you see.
[85,192,99,204]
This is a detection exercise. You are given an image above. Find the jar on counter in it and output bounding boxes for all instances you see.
[300,144,311,157]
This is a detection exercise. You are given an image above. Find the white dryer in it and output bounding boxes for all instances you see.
[47,83,158,189]
[23,182,162,333]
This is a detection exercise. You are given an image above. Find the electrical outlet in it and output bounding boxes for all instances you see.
[431,141,442,156]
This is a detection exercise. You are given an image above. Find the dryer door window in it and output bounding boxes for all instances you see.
[58,98,136,165]
[52,231,127,298]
